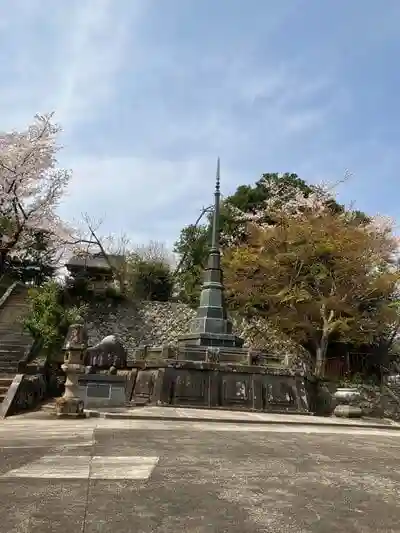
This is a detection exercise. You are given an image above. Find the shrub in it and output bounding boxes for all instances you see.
[128,258,173,301]
[23,281,87,358]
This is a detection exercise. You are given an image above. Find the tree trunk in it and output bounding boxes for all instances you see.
[314,336,329,379]
[0,251,6,275]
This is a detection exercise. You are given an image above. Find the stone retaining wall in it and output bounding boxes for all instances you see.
[85,299,310,367]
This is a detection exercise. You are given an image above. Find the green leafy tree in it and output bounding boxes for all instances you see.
[173,224,210,305]
[223,209,400,379]
[174,173,348,304]
[24,281,87,358]
[124,255,174,301]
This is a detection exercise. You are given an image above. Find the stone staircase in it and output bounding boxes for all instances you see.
[0,283,33,403]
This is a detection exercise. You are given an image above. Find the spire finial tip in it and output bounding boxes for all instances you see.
[215,157,220,193]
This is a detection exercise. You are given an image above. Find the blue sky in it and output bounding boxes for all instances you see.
[1,0,399,248]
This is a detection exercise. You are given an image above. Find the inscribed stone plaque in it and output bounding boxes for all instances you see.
[86,383,111,399]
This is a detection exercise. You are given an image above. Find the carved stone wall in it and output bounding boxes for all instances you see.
[130,362,309,414]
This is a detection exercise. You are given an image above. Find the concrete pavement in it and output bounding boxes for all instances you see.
[87,405,399,429]
[22,402,400,430]
[1,416,400,532]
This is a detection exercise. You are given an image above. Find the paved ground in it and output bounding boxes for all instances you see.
[97,405,397,427]
[1,417,400,532]
[26,402,400,428]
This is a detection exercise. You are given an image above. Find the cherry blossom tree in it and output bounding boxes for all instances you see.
[0,113,71,274]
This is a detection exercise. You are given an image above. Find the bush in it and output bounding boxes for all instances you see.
[23,281,87,358]
[64,275,91,300]
[128,258,173,301]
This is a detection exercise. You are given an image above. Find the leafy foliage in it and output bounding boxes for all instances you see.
[23,281,87,358]
[3,227,58,285]
[174,172,348,303]
[125,256,173,301]
[223,210,400,378]
[173,224,209,305]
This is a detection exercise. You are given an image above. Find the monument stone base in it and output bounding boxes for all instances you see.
[333,404,363,418]
[130,359,310,414]
[55,397,85,418]
[78,374,131,408]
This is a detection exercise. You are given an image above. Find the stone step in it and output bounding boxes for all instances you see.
[0,347,26,353]
[0,366,18,374]
[0,321,29,330]
[8,300,28,307]
[0,336,31,342]
[0,331,31,337]
[0,346,30,353]
[0,302,30,311]
[0,371,21,379]
[0,332,31,338]
[0,353,25,365]
[0,356,27,363]
[0,320,28,325]
[0,340,27,345]
[0,334,32,340]
[0,326,31,332]
[0,318,29,327]
[0,359,23,367]
[0,345,29,352]
[0,323,28,331]
[0,342,30,349]
[0,377,13,386]
[0,348,27,356]
[0,321,30,326]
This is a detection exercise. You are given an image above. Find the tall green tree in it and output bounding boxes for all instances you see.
[223,209,400,378]
[173,224,210,305]
[173,173,347,305]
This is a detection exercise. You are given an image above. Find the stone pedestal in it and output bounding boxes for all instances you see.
[56,322,87,419]
[333,404,363,418]
[78,373,130,408]
[333,387,362,418]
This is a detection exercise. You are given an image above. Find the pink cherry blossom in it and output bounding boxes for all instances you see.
[0,113,71,268]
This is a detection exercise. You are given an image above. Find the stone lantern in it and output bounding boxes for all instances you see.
[55,320,87,418]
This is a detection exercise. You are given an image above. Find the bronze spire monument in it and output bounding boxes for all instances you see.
[128,158,310,415]
[178,158,244,348]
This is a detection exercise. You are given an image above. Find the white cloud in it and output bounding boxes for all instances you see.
[2,0,397,249]
[52,0,140,130]
[58,154,237,248]
[0,0,143,131]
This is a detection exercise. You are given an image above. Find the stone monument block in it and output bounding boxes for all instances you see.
[78,374,128,408]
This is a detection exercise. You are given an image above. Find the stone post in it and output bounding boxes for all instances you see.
[55,321,88,418]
